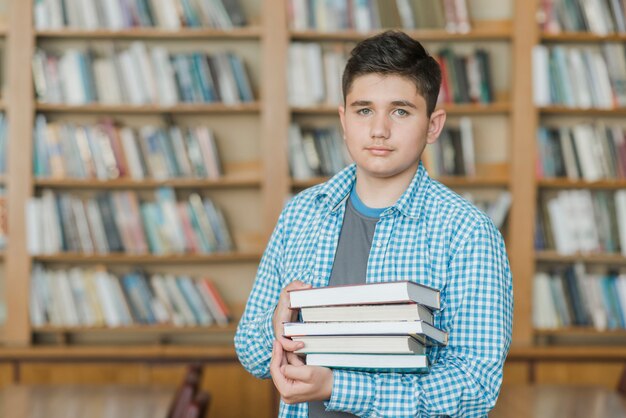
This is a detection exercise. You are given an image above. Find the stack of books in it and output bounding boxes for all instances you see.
[284,281,447,372]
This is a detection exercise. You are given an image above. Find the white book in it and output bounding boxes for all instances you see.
[152,0,182,29]
[41,189,63,254]
[151,274,185,326]
[85,199,110,254]
[580,273,608,330]
[119,127,145,180]
[57,270,81,326]
[547,193,575,255]
[532,45,551,106]
[117,50,144,105]
[94,268,122,327]
[300,303,434,324]
[486,191,512,229]
[533,272,559,329]
[305,353,428,372]
[107,273,134,325]
[572,190,600,253]
[79,0,100,30]
[169,127,194,177]
[26,199,42,255]
[305,43,325,104]
[615,275,626,324]
[571,124,603,182]
[163,274,197,325]
[102,0,125,30]
[130,42,158,104]
[284,320,448,345]
[588,49,615,109]
[151,47,179,106]
[568,49,593,109]
[289,281,441,310]
[580,0,610,35]
[288,44,310,106]
[45,270,64,326]
[396,0,416,29]
[72,198,95,254]
[215,53,240,105]
[94,58,123,105]
[290,0,309,30]
[459,117,476,176]
[293,335,427,354]
[288,124,314,180]
[68,267,94,326]
[615,190,626,256]
[30,265,49,326]
[60,50,87,104]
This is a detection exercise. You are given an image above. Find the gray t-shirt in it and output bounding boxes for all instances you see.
[308,189,386,417]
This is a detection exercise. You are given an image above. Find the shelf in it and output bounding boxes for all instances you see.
[290,20,512,42]
[32,252,262,264]
[538,179,626,189]
[535,251,626,265]
[35,102,261,114]
[32,323,237,335]
[542,32,626,43]
[534,327,626,338]
[539,106,626,116]
[34,176,262,189]
[291,102,511,115]
[35,27,262,40]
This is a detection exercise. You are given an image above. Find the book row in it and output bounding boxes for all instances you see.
[30,264,231,328]
[27,188,234,255]
[288,43,494,107]
[34,116,223,181]
[288,124,351,179]
[287,0,471,33]
[422,117,476,177]
[534,264,626,330]
[537,123,626,181]
[540,0,626,35]
[536,189,626,255]
[33,43,254,106]
[34,0,247,30]
[533,44,626,109]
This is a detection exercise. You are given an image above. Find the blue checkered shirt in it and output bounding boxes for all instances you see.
[235,163,513,417]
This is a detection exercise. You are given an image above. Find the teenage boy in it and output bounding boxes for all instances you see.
[235,30,513,417]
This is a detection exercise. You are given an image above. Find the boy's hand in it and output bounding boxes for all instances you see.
[273,280,311,352]
[270,340,333,404]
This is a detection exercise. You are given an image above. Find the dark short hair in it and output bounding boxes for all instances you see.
[342,30,441,116]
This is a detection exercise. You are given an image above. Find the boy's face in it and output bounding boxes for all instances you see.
[339,73,445,182]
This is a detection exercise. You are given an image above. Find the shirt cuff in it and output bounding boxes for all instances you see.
[260,307,276,349]
[326,369,375,416]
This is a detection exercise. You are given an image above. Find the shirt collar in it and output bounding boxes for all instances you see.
[315,162,430,220]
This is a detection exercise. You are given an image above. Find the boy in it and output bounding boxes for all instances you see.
[235,31,513,417]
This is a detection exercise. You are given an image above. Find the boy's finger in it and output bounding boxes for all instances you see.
[278,336,305,352]
[286,352,306,366]
[282,364,314,382]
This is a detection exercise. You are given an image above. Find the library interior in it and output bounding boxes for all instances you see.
[0,0,625,416]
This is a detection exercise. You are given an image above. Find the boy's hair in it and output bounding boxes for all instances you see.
[342,30,442,116]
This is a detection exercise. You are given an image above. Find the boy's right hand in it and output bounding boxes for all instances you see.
[273,280,311,352]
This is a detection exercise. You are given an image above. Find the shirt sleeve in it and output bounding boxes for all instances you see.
[234,211,286,379]
[325,220,514,417]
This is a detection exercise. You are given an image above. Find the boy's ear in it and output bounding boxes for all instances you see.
[338,105,346,138]
[426,109,447,144]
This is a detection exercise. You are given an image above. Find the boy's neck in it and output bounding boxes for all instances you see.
[354,165,419,208]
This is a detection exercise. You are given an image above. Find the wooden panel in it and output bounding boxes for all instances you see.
[535,362,625,389]
[0,363,13,388]
[201,363,276,418]
[19,363,144,385]
[502,362,529,385]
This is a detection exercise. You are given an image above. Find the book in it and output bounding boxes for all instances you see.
[288,281,440,310]
[300,303,433,323]
[283,320,448,346]
[293,335,427,354]
[305,353,429,372]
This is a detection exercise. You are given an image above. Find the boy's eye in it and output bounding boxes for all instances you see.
[394,109,409,116]
[356,108,372,115]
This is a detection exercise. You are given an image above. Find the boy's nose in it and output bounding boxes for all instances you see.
[370,115,390,139]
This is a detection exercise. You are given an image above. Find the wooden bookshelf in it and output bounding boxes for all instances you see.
[32,252,263,264]
[34,176,262,189]
[291,101,511,115]
[32,323,238,335]
[35,27,263,39]
[539,106,626,116]
[535,251,626,265]
[290,19,513,41]
[534,328,626,338]
[35,102,262,114]
[538,179,626,189]
[542,32,626,42]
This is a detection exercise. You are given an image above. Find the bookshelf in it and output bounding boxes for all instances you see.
[0,0,620,401]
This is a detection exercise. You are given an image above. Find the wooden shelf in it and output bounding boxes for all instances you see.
[291,175,509,189]
[290,20,512,42]
[32,323,238,335]
[542,31,626,42]
[539,106,626,116]
[33,252,262,264]
[35,27,262,39]
[535,250,626,265]
[535,327,626,338]
[35,102,261,114]
[538,179,626,189]
[291,102,511,115]
[35,176,262,189]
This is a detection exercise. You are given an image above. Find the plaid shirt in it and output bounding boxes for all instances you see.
[235,163,513,417]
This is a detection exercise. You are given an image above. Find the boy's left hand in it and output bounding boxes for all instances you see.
[270,340,333,404]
